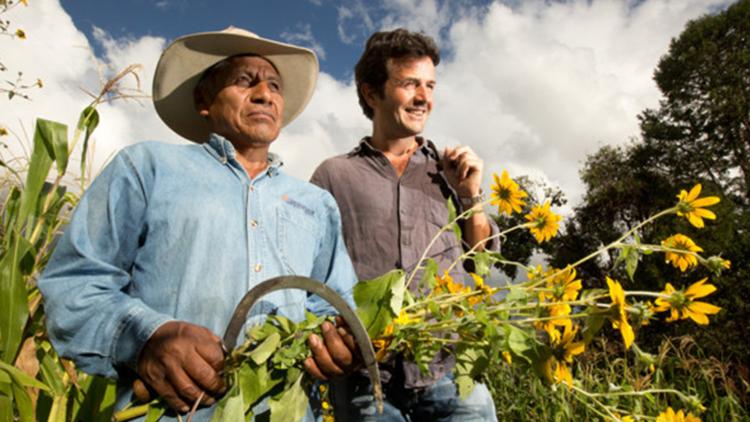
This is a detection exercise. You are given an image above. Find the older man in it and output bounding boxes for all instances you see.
[39,27,357,421]
[311,28,499,421]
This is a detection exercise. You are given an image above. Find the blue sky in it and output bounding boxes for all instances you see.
[61,0,492,81]
[1,0,736,208]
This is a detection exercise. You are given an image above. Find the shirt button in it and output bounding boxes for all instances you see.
[254,263,262,272]
[250,219,258,228]
[249,185,255,192]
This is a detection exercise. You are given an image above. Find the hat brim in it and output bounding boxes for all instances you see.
[153,29,318,143]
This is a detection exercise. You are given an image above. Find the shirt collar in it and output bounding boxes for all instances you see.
[204,133,284,176]
[352,136,433,156]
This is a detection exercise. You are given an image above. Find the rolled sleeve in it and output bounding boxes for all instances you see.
[38,150,168,377]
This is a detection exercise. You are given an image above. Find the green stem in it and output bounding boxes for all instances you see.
[112,403,151,422]
[529,208,676,289]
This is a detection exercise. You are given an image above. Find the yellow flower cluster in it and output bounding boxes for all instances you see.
[653,278,721,325]
[490,170,562,243]
[535,267,582,342]
[661,233,703,272]
[675,184,720,228]
[490,170,527,215]
[542,324,585,387]
[656,407,701,422]
[525,201,561,243]
[606,277,635,349]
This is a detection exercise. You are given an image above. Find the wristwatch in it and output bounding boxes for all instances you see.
[459,190,485,207]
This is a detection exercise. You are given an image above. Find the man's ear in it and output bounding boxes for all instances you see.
[193,90,211,118]
[361,83,379,109]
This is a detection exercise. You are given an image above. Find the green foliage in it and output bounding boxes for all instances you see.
[353,269,405,338]
[487,336,748,421]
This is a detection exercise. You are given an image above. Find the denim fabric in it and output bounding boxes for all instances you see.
[38,134,357,421]
[332,373,497,422]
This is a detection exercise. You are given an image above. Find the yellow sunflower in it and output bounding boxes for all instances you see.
[676,184,720,228]
[535,302,573,343]
[490,170,528,215]
[653,278,721,325]
[524,201,561,243]
[656,407,702,422]
[661,233,703,272]
[542,324,585,387]
[540,266,582,302]
[433,271,470,296]
[606,277,635,349]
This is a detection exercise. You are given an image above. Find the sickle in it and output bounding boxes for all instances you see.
[223,275,383,414]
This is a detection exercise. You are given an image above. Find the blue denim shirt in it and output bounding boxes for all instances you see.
[38,134,356,419]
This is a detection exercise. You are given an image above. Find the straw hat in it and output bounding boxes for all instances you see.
[152,27,318,143]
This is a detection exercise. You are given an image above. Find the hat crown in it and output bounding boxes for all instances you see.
[221,26,259,39]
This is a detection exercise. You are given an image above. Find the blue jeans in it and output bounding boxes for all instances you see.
[331,374,497,422]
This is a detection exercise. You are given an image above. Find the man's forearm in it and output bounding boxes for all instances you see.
[462,206,493,251]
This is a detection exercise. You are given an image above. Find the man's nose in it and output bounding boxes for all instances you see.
[414,84,430,103]
[250,82,272,104]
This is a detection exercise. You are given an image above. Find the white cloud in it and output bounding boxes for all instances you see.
[0,0,177,180]
[280,24,327,61]
[376,0,732,207]
[337,0,374,45]
[1,0,734,212]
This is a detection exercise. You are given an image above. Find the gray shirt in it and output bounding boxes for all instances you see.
[311,137,499,388]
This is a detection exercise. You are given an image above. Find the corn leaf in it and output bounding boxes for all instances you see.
[0,234,32,363]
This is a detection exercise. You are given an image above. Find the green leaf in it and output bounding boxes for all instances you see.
[420,258,438,291]
[354,270,405,338]
[77,106,100,178]
[274,314,295,334]
[269,373,308,422]
[144,404,167,422]
[12,382,34,422]
[454,346,489,400]
[472,252,491,277]
[505,286,529,304]
[240,363,281,410]
[447,199,462,243]
[582,313,606,344]
[624,247,639,281]
[0,234,33,363]
[17,118,66,225]
[212,377,244,422]
[72,375,116,422]
[505,325,532,357]
[249,332,281,365]
[0,370,9,384]
[0,360,49,390]
[47,392,68,422]
[38,349,64,395]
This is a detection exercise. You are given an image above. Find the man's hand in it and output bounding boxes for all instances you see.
[304,317,359,381]
[137,321,226,413]
[442,145,484,198]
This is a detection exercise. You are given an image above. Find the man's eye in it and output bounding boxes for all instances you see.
[235,75,251,86]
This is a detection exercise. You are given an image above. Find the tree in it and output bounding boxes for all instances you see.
[546,0,750,367]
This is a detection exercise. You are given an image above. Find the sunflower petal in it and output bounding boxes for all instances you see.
[689,301,721,315]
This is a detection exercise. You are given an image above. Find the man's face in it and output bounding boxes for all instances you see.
[367,56,435,138]
[197,56,285,147]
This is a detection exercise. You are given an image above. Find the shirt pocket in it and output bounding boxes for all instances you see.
[276,204,320,276]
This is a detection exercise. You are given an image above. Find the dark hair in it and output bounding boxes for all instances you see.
[354,28,440,119]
